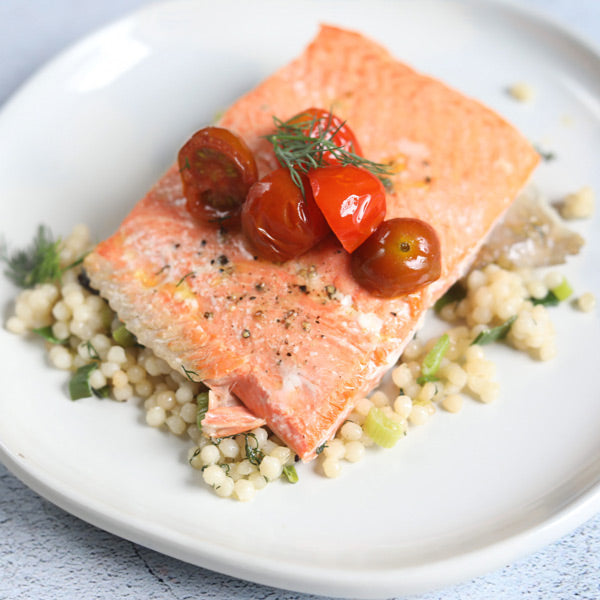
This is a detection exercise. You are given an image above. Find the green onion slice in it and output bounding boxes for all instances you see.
[282,464,299,483]
[421,333,450,378]
[196,391,209,430]
[434,282,466,313]
[32,325,68,345]
[363,407,405,448]
[471,315,517,345]
[550,277,573,301]
[69,363,99,400]
[112,324,137,347]
[92,385,111,399]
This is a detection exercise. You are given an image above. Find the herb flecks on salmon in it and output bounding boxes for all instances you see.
[84,25,539,461]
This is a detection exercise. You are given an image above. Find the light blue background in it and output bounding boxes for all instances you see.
[1,1,599,599]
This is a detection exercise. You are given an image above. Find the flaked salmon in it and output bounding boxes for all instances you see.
[84,25,539,461]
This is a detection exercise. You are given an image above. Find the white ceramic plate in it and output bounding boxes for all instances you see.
[1,1,599,597]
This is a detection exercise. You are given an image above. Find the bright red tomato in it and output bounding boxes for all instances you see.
[308,165,386,253]
[178,126,258,222]
[241,168,330,262]
[287,108,362,165]
[351,218,442,297]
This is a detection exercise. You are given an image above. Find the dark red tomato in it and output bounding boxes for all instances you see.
[178,126,258,222]
[241,168,330,262]
[308,165,386,253]
[351,218,442,297]
[287,108,362,165]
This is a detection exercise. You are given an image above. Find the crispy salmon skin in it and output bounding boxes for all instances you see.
[84,25,539,461]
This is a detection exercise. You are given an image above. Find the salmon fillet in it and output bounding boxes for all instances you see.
[84,25,539,461]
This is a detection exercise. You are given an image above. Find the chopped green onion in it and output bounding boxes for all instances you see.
[363,407,405,448]
[471,315,517,345]
[421,333,450,378]
[550,277,573,301]
[69,363,99,400]
[32,325,68,345]
[92,385,111,399]
[282,464,299,483]
[0,225,62,288]
[63,251,90,271]
[196,391,209,430]
[112,324,137,347]
[530,291,559,307]
[416,374,440,385]
[434,282,466,313]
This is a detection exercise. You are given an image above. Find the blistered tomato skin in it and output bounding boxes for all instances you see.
[178,126,258,222]
[241,168,330,262]
[351,218,442,297]
[308,165,386,253]
[287,108,363,165]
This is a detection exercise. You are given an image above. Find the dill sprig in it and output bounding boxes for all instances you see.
[265,113,395,191]
[0,225,62,288]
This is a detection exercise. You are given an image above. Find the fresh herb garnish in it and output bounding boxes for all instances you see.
[155,264,170,276]
[189,447,202,465]
[69,363,99,400]
[534,144,556,162]
[0,225,62,288]
[265,114,394,191]
[32,325,68,345]
[471,315,517,345]
[243,433,264,466]
[282,464,299,484]
[176,271,195,287]
[196,391,209,430]
[416,374,440,385]
[316,442,327,455]
[63,251,91,272]
[434,282,466,313]
[83,340,100,360]
[182,365,200,382]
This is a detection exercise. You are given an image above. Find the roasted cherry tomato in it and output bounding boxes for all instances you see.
[178,126,258,222]
[308,165,386,253]
[351,218,442,297]
[287,108,362,165]
[241,168,330,262]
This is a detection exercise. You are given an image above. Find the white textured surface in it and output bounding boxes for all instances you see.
[1,1,600,599]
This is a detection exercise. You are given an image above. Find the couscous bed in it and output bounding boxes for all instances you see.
[3,204,594,501]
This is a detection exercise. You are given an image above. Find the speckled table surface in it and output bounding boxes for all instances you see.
[1,1,599,599]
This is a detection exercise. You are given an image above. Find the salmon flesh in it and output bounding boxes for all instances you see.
[84,25,539,461]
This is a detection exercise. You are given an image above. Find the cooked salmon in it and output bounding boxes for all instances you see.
[84,25,539,461]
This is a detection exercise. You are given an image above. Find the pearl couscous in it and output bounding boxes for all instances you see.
[559,186,595,220]
[3,217,595,501]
